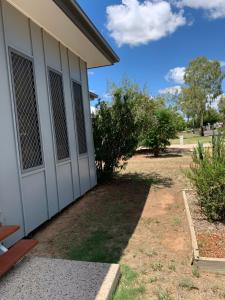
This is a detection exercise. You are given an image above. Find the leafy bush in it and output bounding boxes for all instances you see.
[92,90,138,181]
[187,131,225,221]
[142,108,177,157]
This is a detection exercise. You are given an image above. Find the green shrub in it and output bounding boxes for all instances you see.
[142,108,177,157]
[92,90,138,181]
[187,131,225,221]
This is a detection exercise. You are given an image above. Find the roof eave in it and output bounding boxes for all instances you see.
[53,0,119,65]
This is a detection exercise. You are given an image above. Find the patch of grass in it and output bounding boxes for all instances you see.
[145,249,158,257]
[157,289,172,300]
[149,276,158,283]
[211,285,220,294]
[168,263,176,272]
[179,277,198,291]
[192,266,200,278]
[170,133,212,145]
[151,263,163,271]
[113,265,145,300]
[68,229,118,263]
[172,217,181,226]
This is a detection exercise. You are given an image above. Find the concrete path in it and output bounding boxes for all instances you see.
[0,257,120,300]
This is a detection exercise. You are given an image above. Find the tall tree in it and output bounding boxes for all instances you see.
[182,57,224,135]
[218,95,225,122]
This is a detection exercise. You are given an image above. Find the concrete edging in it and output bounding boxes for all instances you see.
[95,264,120,300]
[183,190,225,274]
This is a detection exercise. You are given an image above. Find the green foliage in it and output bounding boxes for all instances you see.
[203,108,221,125]
[93,89,138,181]
[187,131,225,221]
[142,108,177,156]
[113,265,145,300]
[173,113,186,131]
[180,56,224,134]
[179,277,198,290]
[218,95,225,122]
[157,289,172,300]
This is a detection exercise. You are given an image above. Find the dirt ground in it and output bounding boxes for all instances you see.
[31,150,225,299]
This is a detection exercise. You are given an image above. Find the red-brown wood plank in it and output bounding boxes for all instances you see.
[0,225,20,241]
[0,239,38,277]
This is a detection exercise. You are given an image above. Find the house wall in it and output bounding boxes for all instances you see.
[0,0,97,246]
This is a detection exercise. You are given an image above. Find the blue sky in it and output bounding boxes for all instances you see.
[77,0,225,103]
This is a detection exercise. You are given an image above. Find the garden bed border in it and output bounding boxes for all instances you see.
[183,190,225,274]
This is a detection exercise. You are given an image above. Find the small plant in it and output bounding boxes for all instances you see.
[179,277,198,291]
[192,266,200,278]
[149,276,158,283]
[187,131,225,221]
[172,217,181,226]
[211,285,220,294]
[157,289,172,300]
[151,263,163,271]
[168,263,176,272]
[146,249,158,257]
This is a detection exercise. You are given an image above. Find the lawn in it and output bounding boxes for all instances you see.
[31,149,225,300]
[170,132,212,145]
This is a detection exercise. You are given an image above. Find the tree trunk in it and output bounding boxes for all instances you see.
[153,148,160,157]
[200,113,204,136]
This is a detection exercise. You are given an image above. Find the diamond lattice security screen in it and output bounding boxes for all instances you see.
[10,50,43,170]
[72,81,87,155]
[49,70,70,161]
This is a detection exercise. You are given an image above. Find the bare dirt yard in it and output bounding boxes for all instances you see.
[31,149,225,299]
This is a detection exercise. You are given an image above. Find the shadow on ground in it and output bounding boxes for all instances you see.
[32,172,173,264]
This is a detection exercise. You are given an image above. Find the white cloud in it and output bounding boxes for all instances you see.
[159,85,182,95]
[176,0,225,19]
[106,0,186,47]
[88,71,94,76]
[165,67,185,84]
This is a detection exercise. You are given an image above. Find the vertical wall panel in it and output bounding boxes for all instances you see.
[44,33,74,210]
[80,60,97,188]
[0,0,24,244]
[68,52,91,195]
[43,32,61,71]
[21,172,48,233]
[68,50,81,82]
[60,45,80,199]
[30,21,59,217]
[2,1,32,55]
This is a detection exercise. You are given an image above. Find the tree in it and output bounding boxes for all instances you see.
[203,108,221,126]
[218,95,225,122]
[92,88,138,181]
[142,108,177,157]
[173,112,186,131]
[182,57,224,135]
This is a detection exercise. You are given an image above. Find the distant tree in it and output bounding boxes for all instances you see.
[182,57,224,135]
[203,108,221,126]
[218,95,225,122]
[173,113,186,131]
[142,108,177,157]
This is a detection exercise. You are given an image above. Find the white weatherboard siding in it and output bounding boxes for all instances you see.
[0,0,97,245]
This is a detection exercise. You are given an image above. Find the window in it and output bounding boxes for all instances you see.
[48,69,70,161]
[10,50,43,170]
[72,81,87,154]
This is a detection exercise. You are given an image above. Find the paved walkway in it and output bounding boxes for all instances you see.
[0,257,120,300]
